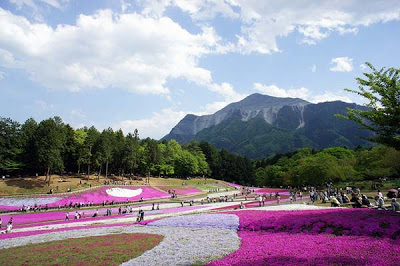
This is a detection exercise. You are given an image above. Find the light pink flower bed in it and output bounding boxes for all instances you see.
[0,221,133,240]
[0,186,170,211]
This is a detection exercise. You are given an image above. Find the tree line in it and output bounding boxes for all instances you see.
[254,146,400,187]
[0,116,255,185]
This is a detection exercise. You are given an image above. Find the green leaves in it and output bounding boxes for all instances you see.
[339,62,400,150]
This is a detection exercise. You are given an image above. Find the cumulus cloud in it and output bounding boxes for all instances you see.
[254,83,309,99]
[140,0,239,20]
[0,8,232,96]
[115,109,187,139]
[253,82,352,103]
[138,1,400,54]
[330,57,354,72]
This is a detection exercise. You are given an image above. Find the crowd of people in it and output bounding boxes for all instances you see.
[306,185,400,212]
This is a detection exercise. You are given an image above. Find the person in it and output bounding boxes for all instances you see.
[240,201,244,209]
[5,221,12,233]
[391,198,400,212]
[350,194,362,208]
[377,190,383,199]
[276,193,281,205]
[152,203,155,210]
[140,210,144,221]
[361,194,372,207]
[342,193,350,204]
[377,196,385,210]
[93,209,98,217]
[65,212,69,220]
[331,196,340,207]
[0,218,2,228]
[157,203,160,210]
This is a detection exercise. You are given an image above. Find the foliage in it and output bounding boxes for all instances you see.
[254,145,399,187]
[338,62,400,150]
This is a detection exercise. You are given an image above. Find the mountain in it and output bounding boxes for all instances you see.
[163,93,372,159]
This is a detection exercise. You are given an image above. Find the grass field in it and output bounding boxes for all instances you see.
[0,233,163,265]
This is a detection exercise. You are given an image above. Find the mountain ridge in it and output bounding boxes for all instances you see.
[163,93,372,159]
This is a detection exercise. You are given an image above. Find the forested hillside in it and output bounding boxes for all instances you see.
[0,117,255,185]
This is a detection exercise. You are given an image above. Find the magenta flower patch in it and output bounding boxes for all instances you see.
[208,209,400,265]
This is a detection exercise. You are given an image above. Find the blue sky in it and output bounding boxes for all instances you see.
[1,0,400,139]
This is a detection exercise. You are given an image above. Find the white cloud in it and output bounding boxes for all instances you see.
[140,1,400,54]
[115,108,187,139]
[254,83,309,99]
[360,64,367,70]
[0,71,5,80]
[253,82,353,103]
[311,64,317,73]
[330,57,353,72]
[0,8,231,96]
[234,1,400,54]
[310,92,352,103]
[114,97,243,139]
[140,0,239,20]
[208,82,246,102]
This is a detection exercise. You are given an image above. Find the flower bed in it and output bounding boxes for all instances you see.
[0,186,170,211]
[147,213,239,230]
[0,233,164,265]
[0,216,240,266]
[208,209,400,265]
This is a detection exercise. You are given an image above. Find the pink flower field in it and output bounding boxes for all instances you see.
[208,209,400,265]
[0,186,170,211]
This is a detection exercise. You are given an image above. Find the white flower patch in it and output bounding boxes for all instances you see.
[0,197,62,207]
[147,213,239,230]
[106,188,142,198]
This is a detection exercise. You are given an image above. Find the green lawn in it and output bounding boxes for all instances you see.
[0,233,163,266]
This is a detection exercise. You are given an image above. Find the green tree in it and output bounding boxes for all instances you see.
[96,128,114,179]
[338,63,400,150]
[74,129,87,174]
[34,118,64,185]
[0,118,23,172]
[83,126,100,176]
[123,132,141,176]
[20,118,38,173]
[297,153,343,186]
